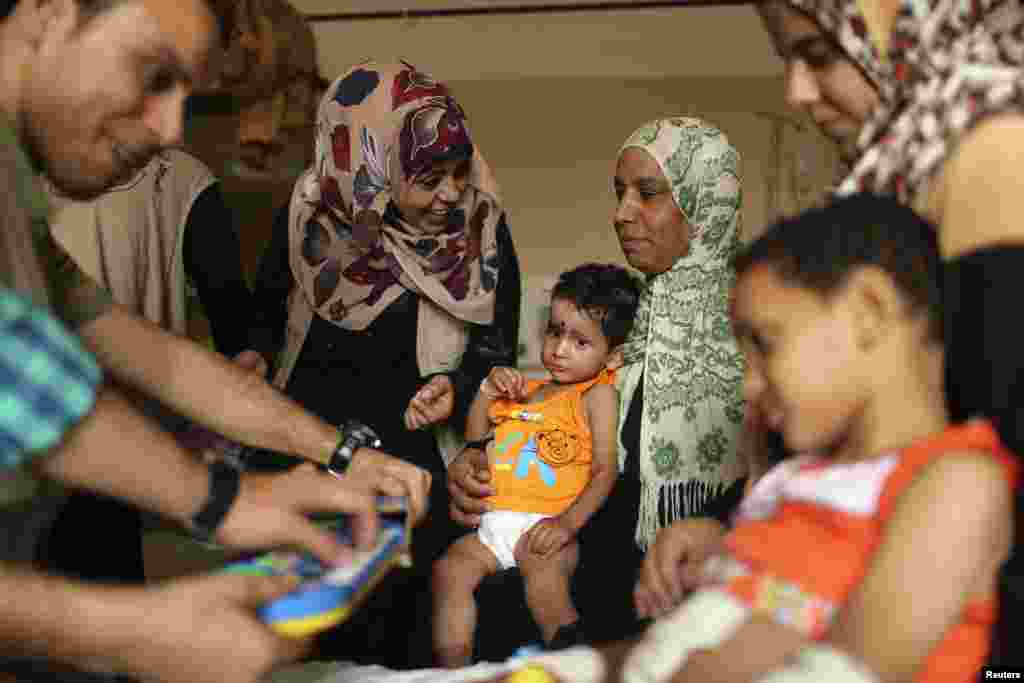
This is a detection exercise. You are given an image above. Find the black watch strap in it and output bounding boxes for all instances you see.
[327,420,382,478]
[190,458,241,541]
[464,436,493,452]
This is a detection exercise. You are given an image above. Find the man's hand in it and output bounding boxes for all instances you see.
[447,446,495,527]
[215,463,379,566]
[404,375,455,431]
[634,517,727,619]
[525,517,574,557]
[127,572,313,683]
[483,367,528,401]
[344,447,431,526]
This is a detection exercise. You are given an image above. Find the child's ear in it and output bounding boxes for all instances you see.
[605,348,625,371]
[844,266,905,351]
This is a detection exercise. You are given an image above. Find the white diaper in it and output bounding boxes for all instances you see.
[477,510,550,570]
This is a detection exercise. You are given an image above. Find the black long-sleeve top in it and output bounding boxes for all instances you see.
[250,204,521,475]
[183,183,256,358]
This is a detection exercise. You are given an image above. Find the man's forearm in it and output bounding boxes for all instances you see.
[0,563,141,671]
[79,305,337,464]
[38,385,209,527]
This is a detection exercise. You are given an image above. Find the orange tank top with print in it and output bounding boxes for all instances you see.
[704,420,1019,683]
[484,368,616,516]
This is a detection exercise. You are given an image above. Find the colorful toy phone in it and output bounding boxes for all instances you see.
[223,496,410,637]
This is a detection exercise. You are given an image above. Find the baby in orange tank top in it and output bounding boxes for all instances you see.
[432,263,641,668]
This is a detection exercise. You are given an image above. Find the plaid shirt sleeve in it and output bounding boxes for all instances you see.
[0,287,102,470]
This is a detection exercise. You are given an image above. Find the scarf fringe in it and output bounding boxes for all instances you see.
[636,479,725,551]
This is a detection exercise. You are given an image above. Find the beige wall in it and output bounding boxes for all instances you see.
[188,73,841,372]
[444,75,842,279]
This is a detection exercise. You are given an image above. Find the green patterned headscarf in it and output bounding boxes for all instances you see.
[616,117,747,549]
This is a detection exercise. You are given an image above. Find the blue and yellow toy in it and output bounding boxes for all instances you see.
[222,496,409,638]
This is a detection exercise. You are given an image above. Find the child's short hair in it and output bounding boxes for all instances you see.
[733,193,943,342]
[551,263,641,348]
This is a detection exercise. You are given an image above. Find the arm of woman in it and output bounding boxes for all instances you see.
[938,113,1024,258]
[183,182,255,359]
[248,203,294,368]
[444,213,522,433]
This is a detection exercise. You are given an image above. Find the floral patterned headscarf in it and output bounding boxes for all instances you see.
[616,118,747,550]
[781,0,1024,204]
[288,61,502,331]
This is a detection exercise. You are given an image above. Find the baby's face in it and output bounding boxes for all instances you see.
[541,298,613,385]
[731,264,866,455]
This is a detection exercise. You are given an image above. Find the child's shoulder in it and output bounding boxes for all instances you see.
[582,380,619,403]
[582,381,619,420]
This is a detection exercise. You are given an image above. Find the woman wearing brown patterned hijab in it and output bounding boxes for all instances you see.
[250,61,521,667]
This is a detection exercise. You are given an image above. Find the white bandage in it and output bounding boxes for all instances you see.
[622,588,749,683]
[525,646,607,683]
[754,645,878,683]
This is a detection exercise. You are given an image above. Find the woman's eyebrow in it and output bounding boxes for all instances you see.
[636,177,668,191]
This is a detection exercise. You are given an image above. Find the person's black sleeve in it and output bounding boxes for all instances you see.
[249,203,294,363]
[440,213,521,435]
[183,183,254,358]
[943,245,1024,670]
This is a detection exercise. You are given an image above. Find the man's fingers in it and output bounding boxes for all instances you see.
[219,572,302,609]
[270,632,315,664]
[287,516,355,565]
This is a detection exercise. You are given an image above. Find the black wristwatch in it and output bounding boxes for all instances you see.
[464,436,494,452]
[189,457,242,541]
[327,420,382,478]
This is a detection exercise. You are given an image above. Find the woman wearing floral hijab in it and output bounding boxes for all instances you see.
[251,61,520,667]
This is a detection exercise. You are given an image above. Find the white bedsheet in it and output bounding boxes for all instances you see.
[267,659,519,683]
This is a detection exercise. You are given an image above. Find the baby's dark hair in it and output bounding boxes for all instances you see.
[551,263,641,348]
[733,193,943,342]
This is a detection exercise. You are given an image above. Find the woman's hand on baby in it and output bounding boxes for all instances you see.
[634,517,728,619]
[448,446,495,527]
[404,375,455,431]
[525,517,574,557]
[483,367,528,401]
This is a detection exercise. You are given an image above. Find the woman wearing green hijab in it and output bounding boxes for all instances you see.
[450,117,749,652]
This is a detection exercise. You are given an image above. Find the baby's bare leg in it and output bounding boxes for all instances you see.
[432,533,500,668]
[516,536,580,643]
